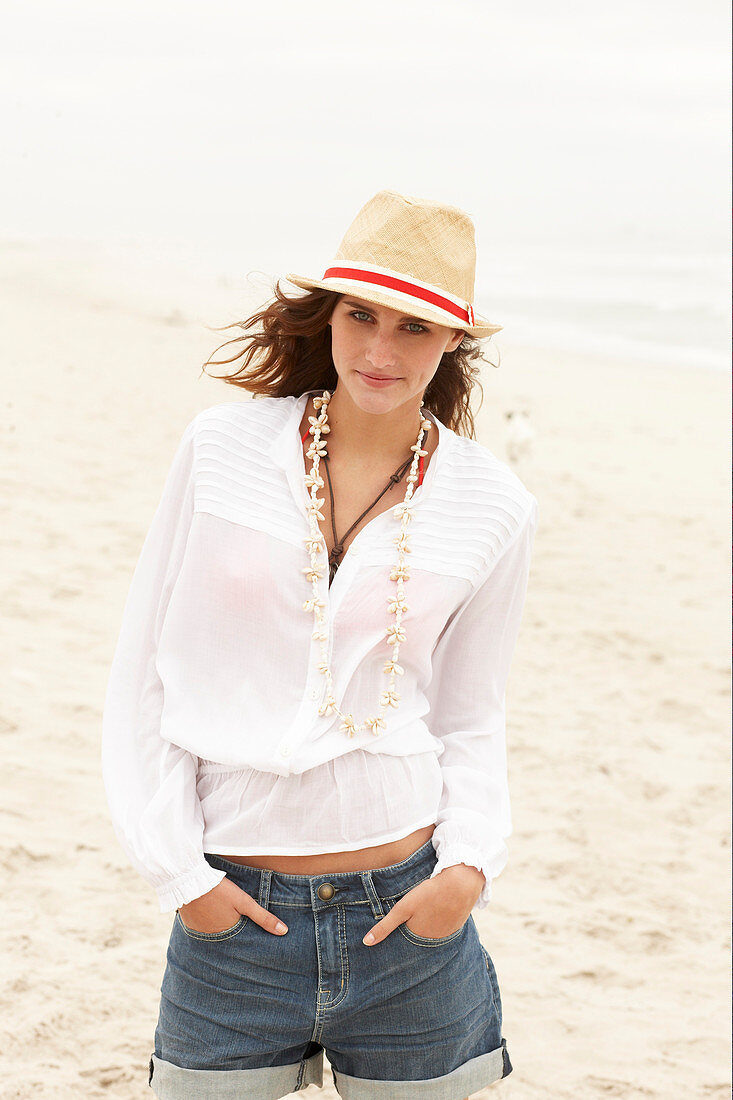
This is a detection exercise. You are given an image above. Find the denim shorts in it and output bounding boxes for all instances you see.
[149,838,512,1098]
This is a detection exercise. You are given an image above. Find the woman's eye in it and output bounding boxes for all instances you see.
[348,310,426,334]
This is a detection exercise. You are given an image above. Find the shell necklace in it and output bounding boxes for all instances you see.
[303,388,432,739]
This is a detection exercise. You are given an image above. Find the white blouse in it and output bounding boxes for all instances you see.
[101,391,538,914]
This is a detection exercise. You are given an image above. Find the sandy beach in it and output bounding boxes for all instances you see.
[1,238,729,1098]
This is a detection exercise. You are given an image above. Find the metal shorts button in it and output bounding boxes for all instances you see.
[317,882,335,901]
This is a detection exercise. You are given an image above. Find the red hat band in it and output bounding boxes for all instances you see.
[322,263,475,328]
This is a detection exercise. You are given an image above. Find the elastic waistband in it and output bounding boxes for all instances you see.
[203,838,437,910]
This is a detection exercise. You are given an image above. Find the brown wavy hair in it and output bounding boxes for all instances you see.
[201,281,499,438]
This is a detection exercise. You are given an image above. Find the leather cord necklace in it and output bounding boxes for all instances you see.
[299,427,425,585]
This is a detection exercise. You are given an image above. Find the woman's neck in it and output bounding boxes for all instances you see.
[315,385,428,467]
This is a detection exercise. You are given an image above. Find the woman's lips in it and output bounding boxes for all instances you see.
[357,371,399,387]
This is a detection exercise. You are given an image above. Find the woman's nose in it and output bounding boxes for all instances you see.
[364,332,397,371]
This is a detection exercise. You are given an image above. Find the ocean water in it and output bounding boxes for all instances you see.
[481,245,730,371]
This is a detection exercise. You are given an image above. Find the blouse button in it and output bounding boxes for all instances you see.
[309,689,319,700]
[279,745,291,757]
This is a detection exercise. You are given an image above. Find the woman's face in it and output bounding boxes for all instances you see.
[327,294,465,413]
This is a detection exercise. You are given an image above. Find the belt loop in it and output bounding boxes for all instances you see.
[359,871,385,920]
[258,869,272,911]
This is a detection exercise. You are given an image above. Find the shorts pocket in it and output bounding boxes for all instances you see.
[175,910,249,941]
[398,919,468,947]
[381,885,469,947]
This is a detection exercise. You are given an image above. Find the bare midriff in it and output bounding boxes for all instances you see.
[214,823,435,874]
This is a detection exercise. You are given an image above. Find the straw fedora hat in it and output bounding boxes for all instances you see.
[286,189,502,339]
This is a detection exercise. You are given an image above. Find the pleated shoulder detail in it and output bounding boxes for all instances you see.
[408,432,536,585]
[191,397,303,545]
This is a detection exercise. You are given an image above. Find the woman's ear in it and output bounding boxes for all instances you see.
[447,329,465,352]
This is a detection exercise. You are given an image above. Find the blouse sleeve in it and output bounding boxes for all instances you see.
[424,494,539,908]
[100,415,227,913]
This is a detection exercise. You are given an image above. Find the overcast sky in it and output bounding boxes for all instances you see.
[2,0,729,294]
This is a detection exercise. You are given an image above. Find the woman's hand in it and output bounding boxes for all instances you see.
[177,876,288,936]
[362,863,485,945]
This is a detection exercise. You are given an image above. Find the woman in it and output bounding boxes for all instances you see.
[102,189,539,1099]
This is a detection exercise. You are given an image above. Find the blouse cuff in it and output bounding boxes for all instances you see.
[154,861,227,913]
[429,844,497,909]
